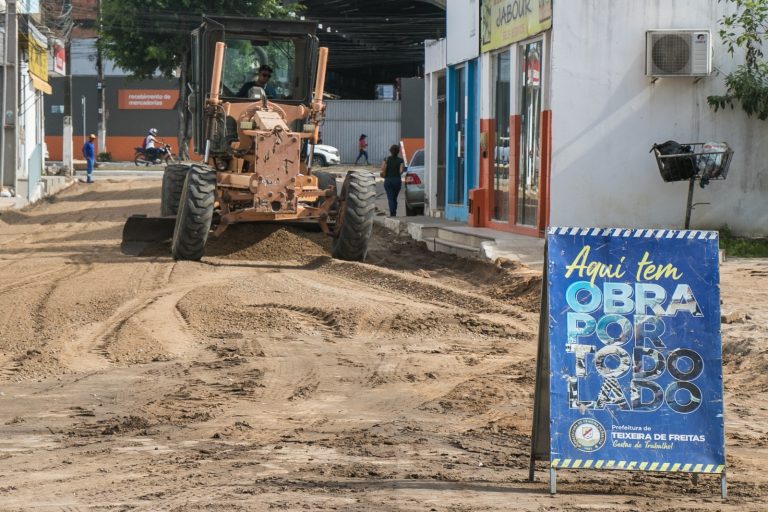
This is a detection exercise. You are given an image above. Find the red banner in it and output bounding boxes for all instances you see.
[53,41,66,76]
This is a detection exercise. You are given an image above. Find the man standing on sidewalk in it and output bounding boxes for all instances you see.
[82,134,96,183]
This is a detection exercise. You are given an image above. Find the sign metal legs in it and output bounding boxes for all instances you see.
[721,472,727,500]
[549,467,556,495]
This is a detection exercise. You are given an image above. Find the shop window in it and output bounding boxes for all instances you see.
[517,40,542,227]
[492,51,511,222]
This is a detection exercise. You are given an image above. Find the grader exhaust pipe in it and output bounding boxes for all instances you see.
[210,41,226,105]
[204,41,226,162]
[312,47,328,145]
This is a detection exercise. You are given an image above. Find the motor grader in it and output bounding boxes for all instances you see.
[123,17,376,261]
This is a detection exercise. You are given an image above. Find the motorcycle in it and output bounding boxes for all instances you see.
[134,143,176,166]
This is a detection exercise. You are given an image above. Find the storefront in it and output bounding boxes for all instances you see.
[424,38,446,216]
[441,0,481,223]
[446,60,479,222]
[19,21,51,201]
[473,0,553,235]
[438,0,766,237]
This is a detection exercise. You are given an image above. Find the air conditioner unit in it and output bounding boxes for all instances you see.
[646,30,712,77]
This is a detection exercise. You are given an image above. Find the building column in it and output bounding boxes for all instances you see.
[1,0,18,189]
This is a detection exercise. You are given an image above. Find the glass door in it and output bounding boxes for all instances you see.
[517,40,543,227]
[437,74,446,210]
[452,66,466,204]
[492,51,511,222]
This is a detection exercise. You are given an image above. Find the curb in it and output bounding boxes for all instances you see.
[373,215,500,262]
[0,177,76,211]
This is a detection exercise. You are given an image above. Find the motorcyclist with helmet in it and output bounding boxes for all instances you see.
[143,128,161,161]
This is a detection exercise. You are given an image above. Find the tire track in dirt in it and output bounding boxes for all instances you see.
[315,258,527,318]
[178,264,532,423]
[62,280,210,371]
[0,260,94,379]
[0,263,73,295]
[253,345,320,404]
[30,260,91,330]
[15,262,178,377]
[252,303,351,340]
[136,378,225,427]
[276,266,530,343]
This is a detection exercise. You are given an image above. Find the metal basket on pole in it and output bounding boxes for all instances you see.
[651,142,734,229]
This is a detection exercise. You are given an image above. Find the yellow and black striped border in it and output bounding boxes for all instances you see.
[547,227,718,240]
[551,459,724,473]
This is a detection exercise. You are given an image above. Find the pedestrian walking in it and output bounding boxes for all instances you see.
[381,144,405,217]
[354,134,369,165]
[82,134,96,184]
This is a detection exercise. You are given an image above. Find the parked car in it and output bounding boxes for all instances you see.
[310,144,341,166]
[404,149,425,216]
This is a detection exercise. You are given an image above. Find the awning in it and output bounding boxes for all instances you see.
[30,73,52,95]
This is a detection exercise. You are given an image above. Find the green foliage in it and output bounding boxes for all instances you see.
[708,0,768,119]
[720,225,768,257]
[98,0,293,80]
[97,152,113,162]
[98,0,297,158]
[708,63,768,119]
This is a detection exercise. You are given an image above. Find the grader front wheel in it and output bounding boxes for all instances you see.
[332,171,376,261]
[160,163,191,217]
[171,164,217,261]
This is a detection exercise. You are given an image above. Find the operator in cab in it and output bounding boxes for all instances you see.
[237,64,277,99]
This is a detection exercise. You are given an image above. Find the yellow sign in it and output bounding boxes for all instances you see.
[480,0,552,53]
[28,37,48,82]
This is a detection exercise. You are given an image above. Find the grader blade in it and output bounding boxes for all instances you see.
[121,215,176,255]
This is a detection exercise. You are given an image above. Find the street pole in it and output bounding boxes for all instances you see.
[95,0,106,154]
[81,95,86,144]
[1,0,18,189]
[0,0,8,188]
[63,36,73,175]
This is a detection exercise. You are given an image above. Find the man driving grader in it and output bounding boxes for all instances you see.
[124,17,376,262]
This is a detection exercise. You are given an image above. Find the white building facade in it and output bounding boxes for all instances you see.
[18,17,51,202]
[426,0,767,237]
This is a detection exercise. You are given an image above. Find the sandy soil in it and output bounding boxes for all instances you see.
[0,179,765,511]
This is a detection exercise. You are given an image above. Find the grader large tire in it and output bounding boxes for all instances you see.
[160,163,191,217]
[313,170,338,210]
[171,164,217,261]
[313,170,335,191]
[332,171,376,261]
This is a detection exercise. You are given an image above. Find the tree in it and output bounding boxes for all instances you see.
[708,0,768,120]
[98,0,292,159]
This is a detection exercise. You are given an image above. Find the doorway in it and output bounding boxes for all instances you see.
[517,40,543,228]
[451,66,465,205]
[437,74,446,210]
[492,50,511,222]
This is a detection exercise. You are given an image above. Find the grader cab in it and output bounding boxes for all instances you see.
[123,17,376,261]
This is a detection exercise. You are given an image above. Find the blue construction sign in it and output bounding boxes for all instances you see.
[544,227,725,478]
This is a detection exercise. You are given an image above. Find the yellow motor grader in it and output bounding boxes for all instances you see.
[123,17,375,261]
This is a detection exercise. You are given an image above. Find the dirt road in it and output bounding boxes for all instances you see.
[0,179,765,511]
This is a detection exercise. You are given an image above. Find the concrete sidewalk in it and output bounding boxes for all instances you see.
[374,214,545,269]
[74,169,163,179]
[0,176,75,211]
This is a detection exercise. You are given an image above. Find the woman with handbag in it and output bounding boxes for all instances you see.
[381,144,405,217]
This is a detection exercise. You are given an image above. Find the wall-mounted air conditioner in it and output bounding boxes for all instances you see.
[646,30,712,77]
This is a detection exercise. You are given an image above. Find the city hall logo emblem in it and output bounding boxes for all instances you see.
[569,419,606,452]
